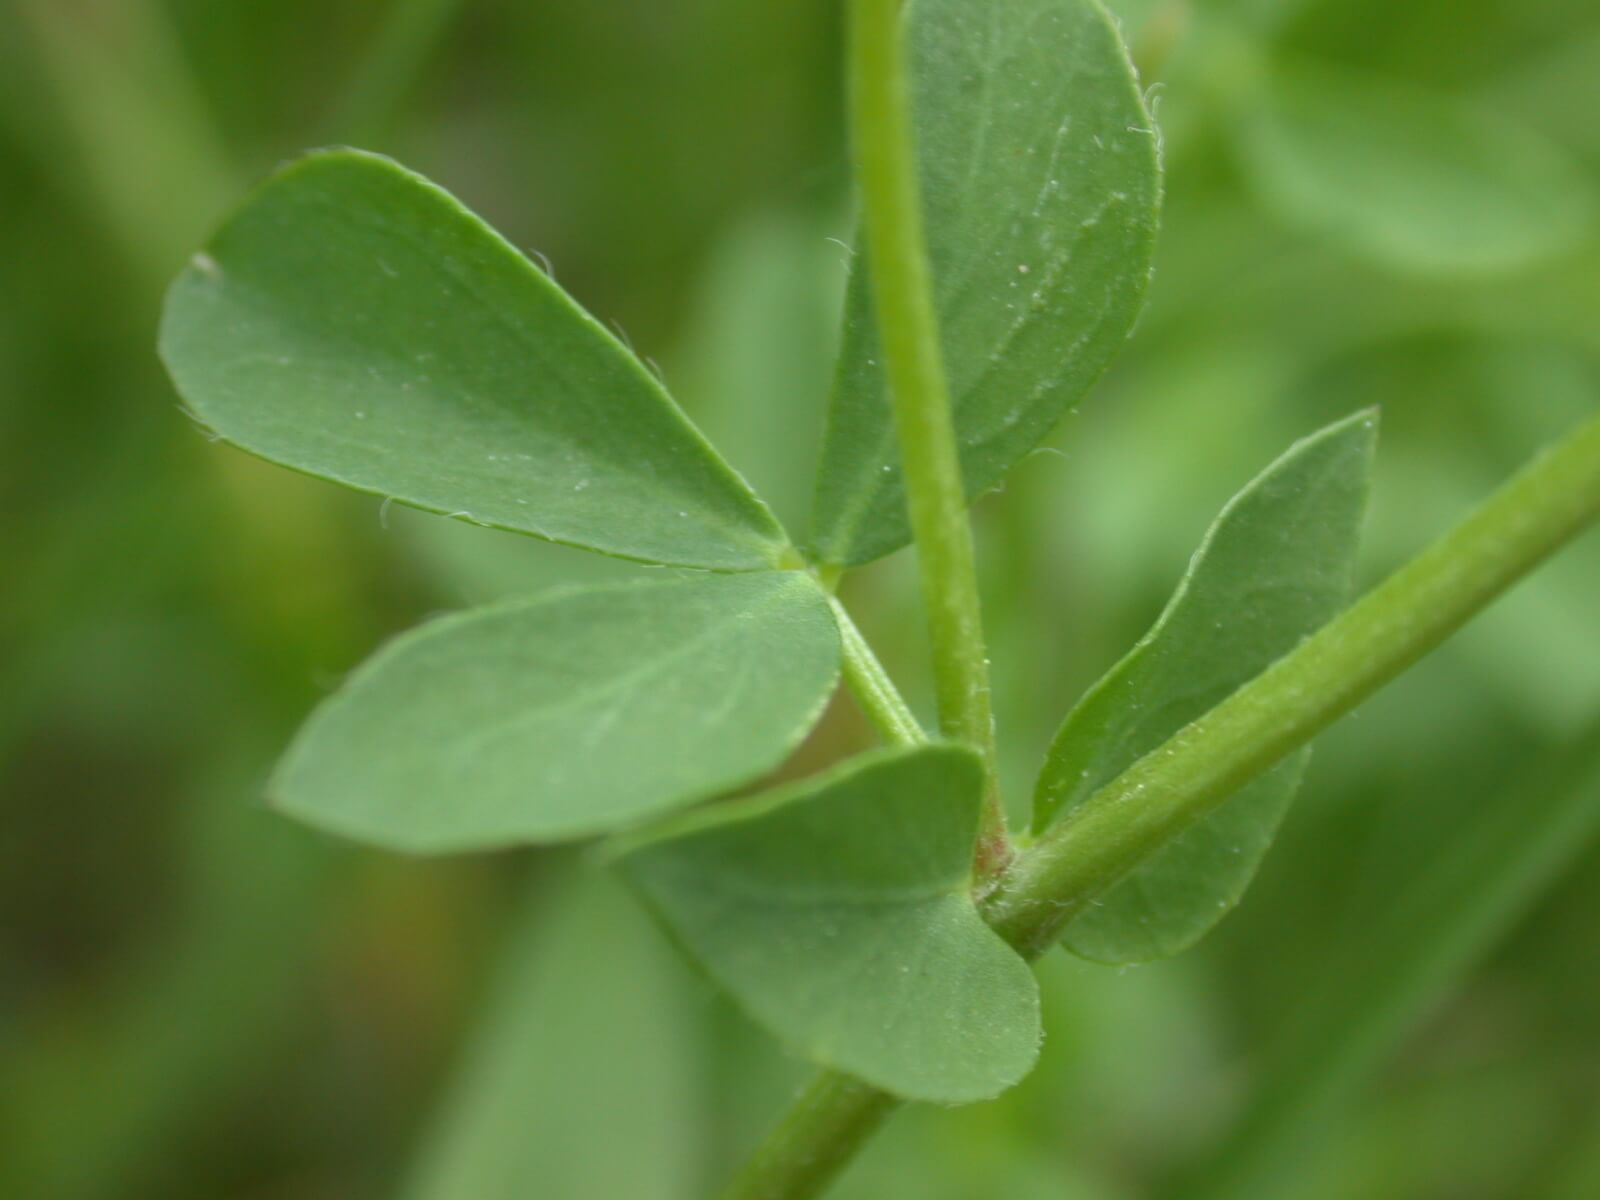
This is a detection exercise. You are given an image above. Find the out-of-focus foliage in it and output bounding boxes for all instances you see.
[1,1,1596,1199]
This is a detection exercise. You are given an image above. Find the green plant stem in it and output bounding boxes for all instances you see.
[721,406,1600,1200]
[985,404,1600,957]
[718,1071,900,1200]
[847,0,1007,874]
[830,598,926,746]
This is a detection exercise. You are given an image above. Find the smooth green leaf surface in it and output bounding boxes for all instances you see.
[1034,411,1378,962]
[160,149,788,570]
[274,572,840,852]
[615,746,1041,1103]
[810,0,1160,565]
[403,867,701,1200]
[1239,57,1596,275]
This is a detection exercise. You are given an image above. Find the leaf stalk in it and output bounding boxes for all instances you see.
[717,1071,900,1200]
[846,0,1008,874]
[830,598,927,747]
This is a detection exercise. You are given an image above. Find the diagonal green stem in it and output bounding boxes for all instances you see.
[717,1071,900,1200]
[830,598,927,747]
[847,0,1008,875]
[984,404,1600,956]
[721,407,1600,1200]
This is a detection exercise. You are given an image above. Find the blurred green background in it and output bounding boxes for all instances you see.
[3,1,1598,1197]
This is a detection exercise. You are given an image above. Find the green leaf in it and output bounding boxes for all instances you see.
[159,148,788,571]
[402,867,702,1200]
[810,0,1160,566]
[1034,411,1378,962]
[614,746,1040,1103]
[273,572,840,852]
[1238,57,1597,275]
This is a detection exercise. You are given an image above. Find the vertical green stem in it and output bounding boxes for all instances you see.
[848,0,1007,873]
[718,1071,900,1200]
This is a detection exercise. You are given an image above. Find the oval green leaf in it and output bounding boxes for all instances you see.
[1239,57,1596,275]
[614,746,1041,1103]
[809,0,1161,566]
[274,572,840,852]
[160,149,788,570]
[1035,411,1378,962]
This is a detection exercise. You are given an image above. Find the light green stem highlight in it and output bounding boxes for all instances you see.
[830,598,926,746]
[718,1071,900,1200]
[986,405,1600,956]
[847,0,1007,872]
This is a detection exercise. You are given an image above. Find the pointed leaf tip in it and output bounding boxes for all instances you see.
[160,149,788,570]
